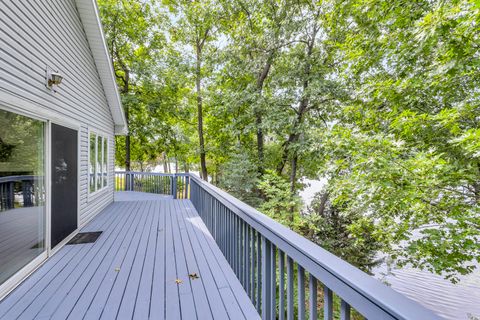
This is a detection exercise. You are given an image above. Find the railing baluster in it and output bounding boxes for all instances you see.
[238,216,241,278]
[245,225,251,294]
[232,211,235,268]
[223,205,227,253]
[287,257,294,320]
[235,215,239,276]
[309,274,317,320]
[261,236,272,320]
[213,200,216,240]
[232,214,236,271]
[298,265,305,320]
[340,300,351,320]
[324,285,333,320]
[229,210,233,267]
[220,204,224,253]
[240,218,244,281]
[240,218,243,281]
[215,200,218,240]
[227,209,231,265]
[271,244,276,320]
[256,231,262,312]
[251,229,256,301]
[212,198,214,235]
[279,251,285,320]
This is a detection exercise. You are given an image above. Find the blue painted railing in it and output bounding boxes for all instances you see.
[0,175,44,211]
[114,171,189,199]
[115,171,441,320]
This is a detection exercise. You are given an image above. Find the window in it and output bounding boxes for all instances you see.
[89,132,108,194]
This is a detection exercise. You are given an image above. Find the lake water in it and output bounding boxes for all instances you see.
[373,262,480,319]
[300,179,480,320]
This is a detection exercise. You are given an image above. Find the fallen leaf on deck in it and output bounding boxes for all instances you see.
[175,278,183,284]
[114,267,120,272]
[189,273,199,280]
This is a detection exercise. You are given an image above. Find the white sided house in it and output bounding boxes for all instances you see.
[0,0,126,298]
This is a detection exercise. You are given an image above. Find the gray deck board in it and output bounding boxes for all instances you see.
[52,201,142,320]
[174,200,226,320]
[170,200,197,320]
[182,200,260,320]
[0,192,259,320]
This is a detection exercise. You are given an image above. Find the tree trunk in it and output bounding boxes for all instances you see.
[276,27,317,177]
[289,154,298,221]
[255,113,265,175]
[123,71,130,172]
[163,153,168,173]
[196,42,208,181]
[125,113,131,171]
[254,52,274,176]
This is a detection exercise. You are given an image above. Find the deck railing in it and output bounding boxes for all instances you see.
[0,175,44,211]
[115,171,441,320]
[114,171,189,199]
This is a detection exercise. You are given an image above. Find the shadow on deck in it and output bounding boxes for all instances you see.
[0,192,259,320]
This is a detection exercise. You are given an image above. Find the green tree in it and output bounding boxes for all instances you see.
[318,0,480,281]
[99,0,480,282]
[165,0,224,180]
[257,170,302,226]
[98,0,163,170]
[302,191,383,273]
[219,148,260,206]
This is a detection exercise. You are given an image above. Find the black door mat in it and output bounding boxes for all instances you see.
[67,231,103,245]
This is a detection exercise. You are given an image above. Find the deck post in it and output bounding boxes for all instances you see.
[172,174,177,199]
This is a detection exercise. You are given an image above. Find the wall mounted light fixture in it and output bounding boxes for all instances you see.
[45,67,63,90]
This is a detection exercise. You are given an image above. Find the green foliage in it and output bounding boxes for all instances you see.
[316,0,480,282]
[219,149,261,206]
[258,170,302,225]
[302,192,383,273]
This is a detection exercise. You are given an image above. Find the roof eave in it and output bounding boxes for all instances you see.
[75,0,127,136]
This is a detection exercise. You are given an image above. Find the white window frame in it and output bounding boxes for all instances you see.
[88,129,109,198]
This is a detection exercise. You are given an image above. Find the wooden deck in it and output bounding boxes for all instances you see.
[0,192,259,320]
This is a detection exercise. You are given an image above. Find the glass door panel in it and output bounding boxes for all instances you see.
[0,109,46,285]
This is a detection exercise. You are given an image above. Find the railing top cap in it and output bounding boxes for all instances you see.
[116,171,189,176]
[0,175,39,183]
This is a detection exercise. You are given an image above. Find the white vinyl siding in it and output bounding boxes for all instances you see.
[0,0,116,227]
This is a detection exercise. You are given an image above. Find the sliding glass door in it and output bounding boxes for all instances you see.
[0,109,46,286]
